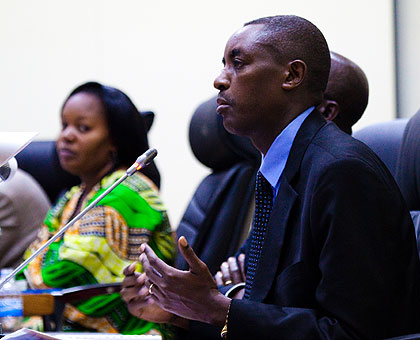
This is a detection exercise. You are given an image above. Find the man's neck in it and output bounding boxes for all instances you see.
[251,104,314,155]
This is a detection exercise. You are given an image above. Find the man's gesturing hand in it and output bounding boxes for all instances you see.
[120,262,174,324]
[139,236,231,327]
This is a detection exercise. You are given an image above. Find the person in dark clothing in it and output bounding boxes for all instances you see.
[122,15,420,340]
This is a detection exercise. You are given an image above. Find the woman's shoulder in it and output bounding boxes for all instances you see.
[101,169,157,191]
[124,171,159,194]
[99,169,166,212]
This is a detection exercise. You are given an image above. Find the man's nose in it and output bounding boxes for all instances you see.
[214,70,230,91]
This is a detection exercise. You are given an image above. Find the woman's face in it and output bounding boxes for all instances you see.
[56,92,116,181]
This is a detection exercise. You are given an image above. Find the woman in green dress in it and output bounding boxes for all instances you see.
[24,82,175,335]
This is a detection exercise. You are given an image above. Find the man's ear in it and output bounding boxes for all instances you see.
[318,99,340,121]
[281,60,307,90]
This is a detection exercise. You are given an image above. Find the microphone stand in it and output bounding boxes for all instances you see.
[0,148,157,290]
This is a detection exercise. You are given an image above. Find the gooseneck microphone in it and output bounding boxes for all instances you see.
[0,148,158,290]
[127,148,158,176]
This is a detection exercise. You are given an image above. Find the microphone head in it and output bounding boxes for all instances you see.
[137,148,157,166]
[136,148,157,169]
[127,148,158,176]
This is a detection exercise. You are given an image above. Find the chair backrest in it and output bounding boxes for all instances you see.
[395,109,420,210]
[15,141,80,204]
[352,119,408,179]
[176,96,260,274]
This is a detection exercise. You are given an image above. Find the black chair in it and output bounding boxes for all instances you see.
[352,118,408,179]
[15,141,80,204]
[356,113,420,339]
[175,96,260,275]
[395,109,420,211]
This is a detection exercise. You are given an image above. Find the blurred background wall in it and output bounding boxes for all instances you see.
[394,0,420,118]
[0,0,416,226]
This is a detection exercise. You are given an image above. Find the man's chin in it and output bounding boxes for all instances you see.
[222,119,249,137]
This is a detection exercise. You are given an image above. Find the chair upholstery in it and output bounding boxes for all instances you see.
[394,109,420,264]
[176,96,260,275]
[390,110,420,340]
[352,118,408,179]
[15,141,80,204]
[396,109,420,210]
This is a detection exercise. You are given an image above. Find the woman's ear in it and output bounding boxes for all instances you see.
[281,60,307,91]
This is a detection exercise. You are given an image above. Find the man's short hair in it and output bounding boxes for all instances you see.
[326,52,369,128]
[244,15,331,102]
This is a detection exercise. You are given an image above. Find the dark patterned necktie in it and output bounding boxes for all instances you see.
[244,171,273,299]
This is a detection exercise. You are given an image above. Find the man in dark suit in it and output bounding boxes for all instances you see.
[121,15,420,339]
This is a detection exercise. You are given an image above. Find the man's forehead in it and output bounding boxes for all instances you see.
[224,24,265,53]
[230,24,264,41]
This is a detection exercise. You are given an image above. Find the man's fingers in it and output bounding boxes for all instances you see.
[147,280,163,301]
[238,253,246,282]
[121,273,148,303]
[215,271,223,286]
[123,262,137,276]
[122,269,142,291]
[140,243,166,278]
[138,284,151,300]
[228,257,242,284]
[122,273,140,289]
[178,236,207,274]
[121,285,145,303]
[220,262,232,285]
[136,272,147,285]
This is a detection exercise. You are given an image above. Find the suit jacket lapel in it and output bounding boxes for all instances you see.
[250,109,327,301]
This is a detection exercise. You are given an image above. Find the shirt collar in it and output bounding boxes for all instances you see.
[260,106,314,196]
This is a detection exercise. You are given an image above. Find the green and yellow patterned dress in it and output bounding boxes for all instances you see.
[24,170,175,335]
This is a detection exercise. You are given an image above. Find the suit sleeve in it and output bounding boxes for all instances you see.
[228,159,420,339]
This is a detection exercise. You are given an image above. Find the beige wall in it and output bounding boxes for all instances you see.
[395,0,420,118]
[0,0,395,226]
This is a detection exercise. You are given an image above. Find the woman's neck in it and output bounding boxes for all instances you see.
[80,161,115,194]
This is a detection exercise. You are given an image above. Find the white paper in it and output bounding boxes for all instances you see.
[2,328,161,340]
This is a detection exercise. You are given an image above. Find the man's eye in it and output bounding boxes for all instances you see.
[233,59,244,69]
[61,122,68,131]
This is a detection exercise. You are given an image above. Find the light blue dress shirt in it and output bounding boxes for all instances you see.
[259,106,314,199]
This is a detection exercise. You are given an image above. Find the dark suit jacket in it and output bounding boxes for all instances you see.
[224,110,420,339]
